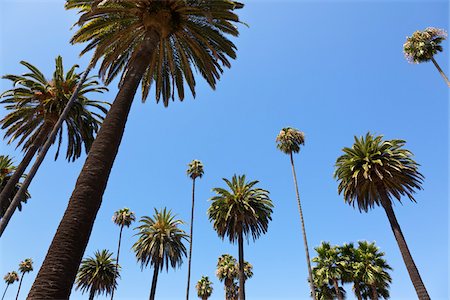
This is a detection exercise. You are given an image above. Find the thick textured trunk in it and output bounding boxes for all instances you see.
[431,57,450,87]
[289,153,316,299]
[27,31,160,300]
[237,231,245,300]
[1,284,9,300]
[354,283,363,300]
[186,178,196,300]
[111,225,123,300]
[89,289,95,300]
[224,279,232,300]
[370,285,378,300]
[381,197,430,300]
[333,279,343,300]
[15,275,24,300]
[149,262,160,300]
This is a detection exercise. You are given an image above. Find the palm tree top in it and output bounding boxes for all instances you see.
[276,127,305,154]
[334,132,423,212]
[404,27,447,63]
[3,271,19,284]
[187,159,204,180]
[112,207,136,227]
[196,276,213,299]
[216,254,238,281]
[18,258,33,273]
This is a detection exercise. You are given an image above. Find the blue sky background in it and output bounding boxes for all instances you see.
[0,1,448,299]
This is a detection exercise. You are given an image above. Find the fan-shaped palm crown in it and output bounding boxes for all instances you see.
[404,27,447,63]
[3,271,19,285]
[334,133,423,212]
[18,258,33,274]
[187,160,204,180]
[208,175,273,242]
[133,208,188,271]
[312,242,344,286]
[276,127,305,154]
[195,276,213,299]
[112,207,136,227]
[216,254,237,282]
[0,155,30,217]
[76,249,119,298]
[65,0,243,106]
[0,57,108,161]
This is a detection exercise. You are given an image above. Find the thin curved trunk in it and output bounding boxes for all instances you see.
[332,279,343,300]
[15,274,24,300]
[149,261,160,300]
[289,153,316,299]
[237,231,245,300]
[186,178,196,300]
[1,284,9,300]
[88,289,95,300]
[27,31,160,300]
[431,57,450,87]
[381,197,430,300]
[354,283,363,300]
[110,224,124,300]
[370,285,378,300]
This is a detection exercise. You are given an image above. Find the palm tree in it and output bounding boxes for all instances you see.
[216,254,253,300]
[0,56,108,232]
[311,269,346,300]
[0,155,30,218]
[276,127,316,299]
[16,258,33,300]
[29,2,243,297]
[334,133,429,299]
[208,175,273,300]
[186,159,204,300]
[403,27,449,87]
[110,208,135,300]
[133,208,188,300]
[339,243,362,300]
[76,249,119,300]
[196,276,213,300]
[2,271,19,300]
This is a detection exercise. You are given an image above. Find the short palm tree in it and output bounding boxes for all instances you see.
[30,2,243,297]
[334,133,429,299]
[403,27,449,87]
[276,127,316,299]
[339,243,363,300]
[2,271,19,300]
[216,254,252,300]
[16,258,33,300]
[208,175,273,300]
[311,269,346,300]
[133,208,188,300]
[186,160,204,300]
[196,276,213,300]
[76,249,119,300]
[110,208,135,300]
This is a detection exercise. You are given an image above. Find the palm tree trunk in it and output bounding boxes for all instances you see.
[149,262,160,300]
[186,178,196,300]
[354,283,363,300]
[224,279,231,300]
[370,285,378,300]
[381,197,430,300]
[89,289,95,300]
[332,279,343,300]
[2,284,9,300]
[289,153,316,300]
[27,31,161,300]
[237,231,245,300]
[110,224,123,300]
[15,274,24,300]
[431,57,450,87]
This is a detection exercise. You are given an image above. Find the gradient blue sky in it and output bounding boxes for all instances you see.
[0,1,448,299]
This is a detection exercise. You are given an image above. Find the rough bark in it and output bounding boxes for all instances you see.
[27,31,160,300]
[186,178,196,300]
[431,57,450,87]
[110,224,123,300]
[237,232,245,300]
[149,262,160,300]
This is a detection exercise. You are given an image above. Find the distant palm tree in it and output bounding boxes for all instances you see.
[133,208,188,300]
[2,271,19,300]
[276,127,316,299]
[208,175,273,300]
[216,254,253,300]
[0,155,30,217]
[334,133,429,300]
[196,276,213,300]
[76,249,119,300]
[111,208,135,300]
[404,27,449,87]
[16,258,33,300]
[186,160,204,300]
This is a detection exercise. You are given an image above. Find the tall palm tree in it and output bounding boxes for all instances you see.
[334,133,429,299]
[0,57,108,231]
[196,276,213,300]
[16,258,33,300]
[216,254,253,300]
[29,2,243,297]
[276,127,316,299]
[186,159,204,300]
[2,271,19,300]
[76,249,119,300]
[133,208,188,300]
[403,27,449,87]
[110,207,135,300]
[208,175,273,300]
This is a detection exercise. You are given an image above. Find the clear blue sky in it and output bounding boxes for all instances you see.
[0,1,448,299]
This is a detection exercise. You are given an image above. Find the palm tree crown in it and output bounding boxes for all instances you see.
[187,160,204,180]
[18,258,33,274]
[276,127,305,154]
[112,207,136,228]
[403,27,447,63]
[195,276,213,299]
[0,155,30,216]
[312,242,344,287]
[3,272,19,285]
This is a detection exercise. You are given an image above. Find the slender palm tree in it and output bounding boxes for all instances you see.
[0,155,30,217]
[2,271,19,300]
[196,276,213,300]
[404,27,449,87]
[208,175,273,300]
[110,207,135,300]
[16,258,33,300]
[76,249,119,300]
[133,208,188,300]
[276,127,316,299]
[186,159,204,300]
[334,133,429,299]
[29,2,243,297]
